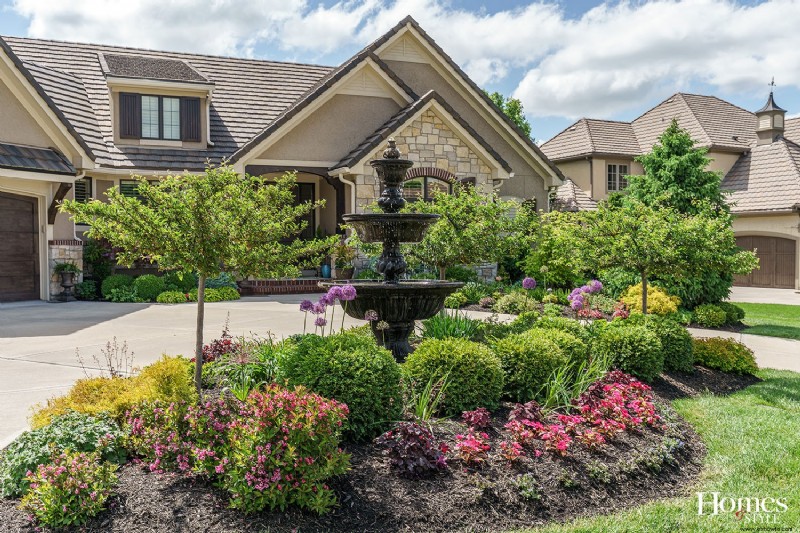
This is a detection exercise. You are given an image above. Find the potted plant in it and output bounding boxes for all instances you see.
[53,262,82,302]
[333,241,356,280]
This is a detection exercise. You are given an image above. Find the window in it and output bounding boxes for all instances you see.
[607,164,629,192]
[402,176,453,201]
[73,177,92,203]
[119,93,201,142]
[119,179,158,201]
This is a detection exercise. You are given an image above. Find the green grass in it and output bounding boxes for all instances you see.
[525,369,800,532]
[733,302,800,340]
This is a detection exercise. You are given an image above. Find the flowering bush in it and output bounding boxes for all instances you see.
[375,422,448,478]
[199,325,240,363]
[20,450,117,528]
[126,385,350,514]
[567,280,603,312]
[454,431,491,465]
[498,440,526,462]
[300,285,358,335]
[462,408,491,429]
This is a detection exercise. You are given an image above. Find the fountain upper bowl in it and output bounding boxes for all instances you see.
[342,213,440,243]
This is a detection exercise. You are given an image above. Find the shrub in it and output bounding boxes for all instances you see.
[404,338,504,415]
[156,290,189,303]
[206,271,238,289]
[355,268,380,280]
[693,304,727,328]
[20,450,117,528]
[215,286,241,301]
[479,296,495,308]
[593,324,664,382]
[32,356,197,427]
[75,280,97,300]
[0,412,125,498]
[462,407,491,429]
[620,284,680,315]
[454,431,491,465]
[492,331,567,402]
[187,287,223,302]
[375,422,448,479]
[419,310,482,341]
[133,274,166,301]
[479,311,540,340]
[280,332,402,441]
[529,327,589,365]
[445,265,479,283]
[531,316,586,340]
[444,292,467,309]
[460,282,491,304]
[107,286,145,303]
[100,274,134,299]
[692,338,758,375]
[493,291,539,314]
[542,303,563,317]
[716,302,745,324]
[162,271,197,292]
[627,314,694,372]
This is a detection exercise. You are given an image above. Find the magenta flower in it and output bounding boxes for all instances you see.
[314,317,327,328]
[299,300,313,312]
[341,284,357,301]
[364,309,379,321]
[327,286,343,301]
[522,277,537,290]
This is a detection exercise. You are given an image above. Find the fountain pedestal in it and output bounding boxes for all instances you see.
[320,139,463,361]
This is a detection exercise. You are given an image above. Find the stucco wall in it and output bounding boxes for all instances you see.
[384,60,549,209]
[353,108,495,211]
[707,151,742,175]
[0,79,54,147]
[258,94,401,162]
[556,160,591,196]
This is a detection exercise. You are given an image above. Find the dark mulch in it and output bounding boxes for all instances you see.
[0,368,756,533]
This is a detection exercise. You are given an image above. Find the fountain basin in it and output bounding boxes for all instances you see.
[319,280,463,361]
[343,213,440,243]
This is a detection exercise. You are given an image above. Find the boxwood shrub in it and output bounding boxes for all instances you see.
[627,314,694,372]
[531,316,587,340]
[280,332,402,441]
[593,323,663,382]
[716,302,745,324]
[163,271,197,292]
[693,304,727,328]
[492,331,566,402]
[404,338,504,416]
[528,327,589,365]
[692,337,758,375]
[156,290,188,304]
[133,274,166,301]
[100,274,134,299]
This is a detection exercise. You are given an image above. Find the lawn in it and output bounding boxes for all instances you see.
[733,302,800,340]
[528,368,800,532]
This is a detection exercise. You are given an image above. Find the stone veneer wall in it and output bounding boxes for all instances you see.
[354,108,495,212]
[48,240,84,300]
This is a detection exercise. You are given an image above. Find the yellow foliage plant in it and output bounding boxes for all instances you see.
[620,283,680,316]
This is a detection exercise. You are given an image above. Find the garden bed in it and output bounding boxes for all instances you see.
[0,368,756,533]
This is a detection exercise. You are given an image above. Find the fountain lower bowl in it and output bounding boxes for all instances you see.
[342,213,440,243]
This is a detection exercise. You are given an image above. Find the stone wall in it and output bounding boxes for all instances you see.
[354,108,495,212]
[48,240,84,300]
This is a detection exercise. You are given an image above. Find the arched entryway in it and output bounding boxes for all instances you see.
[0,191,40,301]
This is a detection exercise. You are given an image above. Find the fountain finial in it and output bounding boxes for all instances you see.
[383,138,401,159]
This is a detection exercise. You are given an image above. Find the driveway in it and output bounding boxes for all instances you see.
[728,286,800,305]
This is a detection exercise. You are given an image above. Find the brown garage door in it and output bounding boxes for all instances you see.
[735,236,797,289]
[0,192,40,301]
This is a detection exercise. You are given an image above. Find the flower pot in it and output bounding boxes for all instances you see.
[320,264,332,279]
[335,267,354,280]
[59,271,77,302]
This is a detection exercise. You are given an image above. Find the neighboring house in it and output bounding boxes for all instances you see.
[542,92,800,290]
[0,16,563,302]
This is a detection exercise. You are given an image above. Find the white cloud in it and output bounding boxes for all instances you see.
[11,0,800,121]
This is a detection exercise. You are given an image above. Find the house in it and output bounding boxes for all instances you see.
[542,92,800,290]
[0,16,563,302]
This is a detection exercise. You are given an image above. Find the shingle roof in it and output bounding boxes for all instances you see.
[784,116,800,143]
[1,35,333,170]
[100,53,209,83]
[0,142,76,174]
[332,90,511,172]
[722,137,800,213]
[541,119,639,161]
[552,177,598,212]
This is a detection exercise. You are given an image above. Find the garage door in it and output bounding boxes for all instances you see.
[0,192,39,301]
[735,236,797,289]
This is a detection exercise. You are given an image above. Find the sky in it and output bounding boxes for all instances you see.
[1,0,797,143]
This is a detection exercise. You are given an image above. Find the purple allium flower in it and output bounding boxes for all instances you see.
[570,296,585,311]
[311,302,326,315]
[319,293,334,306]
[299,300,313,312]
[522,277,537,290]
[314,317,327,328]
[364,309,379,321]
[588,280,603,293]
[341,284,357,301]
[327,286,343,301]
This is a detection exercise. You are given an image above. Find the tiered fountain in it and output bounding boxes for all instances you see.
[320,139,463,361]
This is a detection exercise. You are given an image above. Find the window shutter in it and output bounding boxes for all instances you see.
[180,97,202,142]
[119,93,141,138]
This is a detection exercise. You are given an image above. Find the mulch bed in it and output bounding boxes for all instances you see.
[0,368,756,533]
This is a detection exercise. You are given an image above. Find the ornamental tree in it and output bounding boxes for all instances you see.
[62,167,335,392]
[403,185,520,280]
[563,200,757,314]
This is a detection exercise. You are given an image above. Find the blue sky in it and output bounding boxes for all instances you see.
[1,0,796,142]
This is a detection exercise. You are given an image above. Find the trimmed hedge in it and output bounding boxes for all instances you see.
[693,304,727,328]
[133,274,165,301]
[593,323,664,382]
[692,337,758,375]
[100,274,134,299]
[404,338,504,416]
[492,331,566,402]
[157,291,188,304]
[627,314,694,372]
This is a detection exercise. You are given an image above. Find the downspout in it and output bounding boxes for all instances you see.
[339,172,356,220]
[71,171,86,241]
[588,156,594,199]
[205,91,215,147]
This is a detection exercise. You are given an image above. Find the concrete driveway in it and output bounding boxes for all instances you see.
[0,295,363,447]
[728,286,800,305]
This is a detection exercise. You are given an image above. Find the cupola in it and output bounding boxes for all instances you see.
[755,80,786,145]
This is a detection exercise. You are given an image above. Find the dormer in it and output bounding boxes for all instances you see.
[755,87,786,145]
[99,53,214,148]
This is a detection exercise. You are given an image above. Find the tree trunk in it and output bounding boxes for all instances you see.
[194,274,206,394]
[641,271,648,316]
[439,266,447,281]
